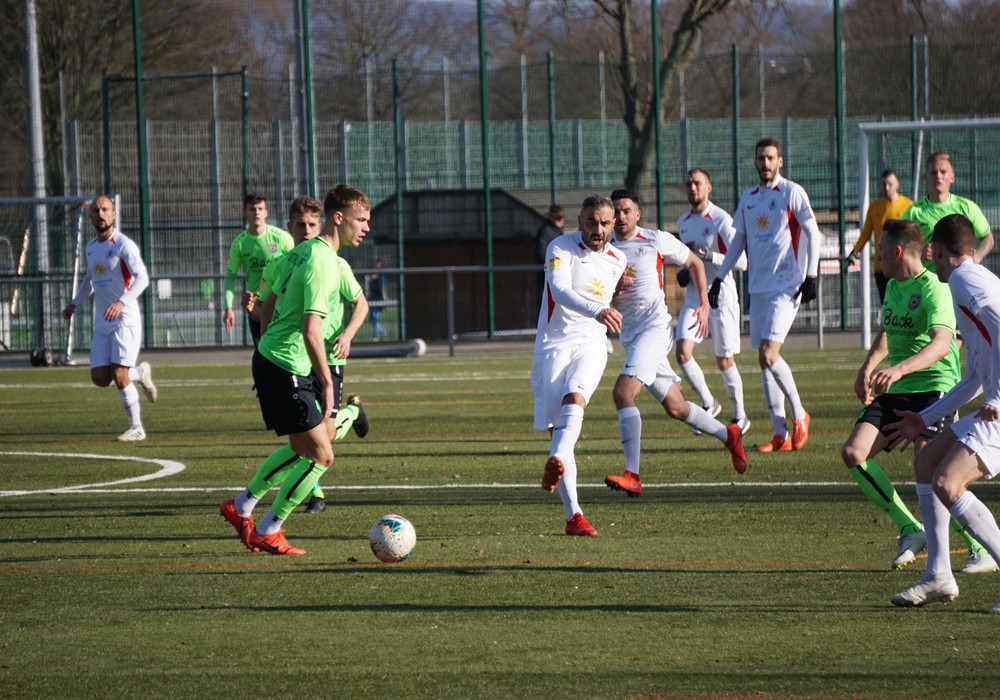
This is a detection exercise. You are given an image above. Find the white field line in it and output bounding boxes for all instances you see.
[0,451,185,496]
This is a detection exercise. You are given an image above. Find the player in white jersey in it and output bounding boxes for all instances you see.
[711,137,822,453]
[675,168,749,434]
[602,189,748,499]
[886,214,1000,611]
[62,196,157,442]
[532,195,626,536]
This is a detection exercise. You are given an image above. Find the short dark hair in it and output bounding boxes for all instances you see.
[755,137,781,156]
[879,169,898,181]
[547,204,565,219]
[581,194,614,213]
[243,192,266,208]
[610,188,639,206]
[323,184,371,216]
[288,196,322,220]
[881,219,924,257]
[932,214,977,257]
[686,168,711,183]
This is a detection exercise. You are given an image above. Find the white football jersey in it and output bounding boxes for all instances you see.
[951,260,1000,408]
[71,229,149,329]
[676,202,744,310]
[535,231,627,351]
[719,174,822,295]
[610,226,689,344]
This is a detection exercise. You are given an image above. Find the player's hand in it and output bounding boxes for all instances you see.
[241,291,257,312]
[842,252,857,271]
[103,300,124,322]
[687,242,711,261]
[707,278,722,309]
[676,267,691,288]
[797,276,817,304]
[596,307,623,334]
[922,243,933,261]
[332,335,352,360]
[883,409,926,452]
[869,366,902,397]
[689,303,709,340]
[223,307,235,334]
[854,371,872,405]
[62,303,76,321]
[615,274,635,295]
[976,403,1000,422]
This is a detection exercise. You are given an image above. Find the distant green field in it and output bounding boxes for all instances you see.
[2,345,999,699]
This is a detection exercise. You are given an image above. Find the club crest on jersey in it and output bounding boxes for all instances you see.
[548,257,561,272]
[268,243,278,254]
[908,294,921,311]
[587,277,609,299]
[756,214,769,230]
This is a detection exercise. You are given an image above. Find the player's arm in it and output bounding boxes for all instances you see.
[222,237,242,332]
[546,248,613,319]
[869,326,953,396]
[855,329,888,404]
[258,291,277,333]
[717,218,747,272]
[681,250,709,339]
[303,312,334,418]
[63,271,94,320]
[709,218,746,307]
[975,230,994,264]
[331,292,369,361]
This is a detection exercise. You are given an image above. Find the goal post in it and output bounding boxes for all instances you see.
[856,117,1000,348]
[0,196,96,364]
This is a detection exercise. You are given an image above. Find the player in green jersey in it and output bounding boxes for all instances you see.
[222,193,294,345]
[903,151,994,272]
[219,185,372,555]
[841,219,993,572]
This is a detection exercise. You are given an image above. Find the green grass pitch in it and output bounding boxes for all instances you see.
[2,344,1000,699]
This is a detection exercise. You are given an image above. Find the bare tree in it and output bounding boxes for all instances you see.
[593,0,733,191]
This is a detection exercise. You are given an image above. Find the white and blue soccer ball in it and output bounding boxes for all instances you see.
[369,514,416,562]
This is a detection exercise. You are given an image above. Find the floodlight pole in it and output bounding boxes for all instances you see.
[24,0,49,355]
[131,0,152,344]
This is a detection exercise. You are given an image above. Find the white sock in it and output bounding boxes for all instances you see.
[617,406,642,475]
[556,453,580,520]
[917,483,954,579]
[128,366,141,382]
[233,489,258,517]
[551,403,585,460]
[721,364,746,421]
[761,369,787,437]
[119,383,141,427]
[683,402,727,442]
[769,357,805,419]
[679,358,714,408]
[950,491,1000,564]
[257,510,285,536]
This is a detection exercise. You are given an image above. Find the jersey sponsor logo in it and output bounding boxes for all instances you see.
[908,294,921,311]
[587,277,610,300]
[755,213,769,231]
[92,261,108,277]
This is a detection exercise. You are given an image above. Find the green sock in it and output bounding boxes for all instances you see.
[270,460,329,520]
[334,405,359,441]
[950,518,986,554]
[310,483,325,499]
[849,460,922,534]
[247,444,302,499]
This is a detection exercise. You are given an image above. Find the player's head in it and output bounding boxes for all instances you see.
[579,194,615,252]
[685,168,712,209]
[924,151,955,196]
[547,204,565,228]
[930,213,976,282]
[286,196,323,245]
[323,184,371,248]
[879,169,901,199]
[610,188,641,238]
[878,219,924,278]
[754,138,783,185]
[243,193,268,227]
[89,195,116,236]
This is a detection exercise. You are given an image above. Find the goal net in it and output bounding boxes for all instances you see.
[856,117,1000,347]
[0,196,95,363]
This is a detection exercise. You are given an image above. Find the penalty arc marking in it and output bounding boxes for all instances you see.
[0,452,186,497]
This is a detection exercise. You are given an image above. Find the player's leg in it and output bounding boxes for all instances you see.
[659,380,747,474]
[841,405,924,566]
[306,366,346,514]
[758,290,808,450]
[713,296,748,431]
[110,323,145,442]
[892,429,959,607]
[937,418,1000,579]
[675,305,717,412]
[606,334,655,495]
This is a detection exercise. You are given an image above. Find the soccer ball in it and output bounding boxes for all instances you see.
[369,514,416,562]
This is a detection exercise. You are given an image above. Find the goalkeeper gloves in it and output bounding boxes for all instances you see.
[707,278,722,308]
[797,276,817,304]
[676,267,691,288]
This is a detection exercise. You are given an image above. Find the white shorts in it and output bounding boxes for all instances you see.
[89,322,141,369]
[531,342,609,430]
[951,413,1000,479]
[619,324,681,395]
[675,301,742,358]
[749,287,801,347]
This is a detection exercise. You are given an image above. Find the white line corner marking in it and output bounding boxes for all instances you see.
[0,452,186,497]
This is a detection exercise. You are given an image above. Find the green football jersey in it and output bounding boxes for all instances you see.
[223,224,294,307]
[257,237,340,376]
[881,268,960,394]
[325,256,365,367]
[902,195,990,272]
